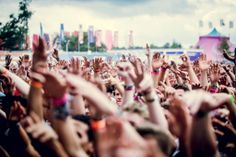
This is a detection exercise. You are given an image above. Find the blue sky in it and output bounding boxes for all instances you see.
[0,0,236,48]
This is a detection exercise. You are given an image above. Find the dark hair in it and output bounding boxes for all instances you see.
[23,54,29,60]
[137,126,176,156]
[172,83,189,91]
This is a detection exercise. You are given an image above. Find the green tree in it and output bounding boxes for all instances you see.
[219,39,229,53]
[0,0,32,50]
[170,41,182,48]
[61,32,106,52]
[163,42,170,48]
[150,44,159,49]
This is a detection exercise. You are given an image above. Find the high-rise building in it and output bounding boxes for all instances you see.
[105,30,113,51]
[128,30,134,48]
[95,30,102,47]
[113,31,118,48]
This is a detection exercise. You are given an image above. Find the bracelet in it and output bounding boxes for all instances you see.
[146,98,156,103]
[53,104,70,120]
[151,71,159,75]
[91,119,106,130]
[124,85,133,91]
[152,68,160,75]
[52,94,68,107]
[229,95,235,106]
[31,80,43,88]
[196,110,208,118]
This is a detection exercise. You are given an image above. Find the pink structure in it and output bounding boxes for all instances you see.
[195,28,235,62]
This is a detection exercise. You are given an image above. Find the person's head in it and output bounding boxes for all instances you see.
[137,124,176,157]
[172,83,189,96]
[153,52,161,60]
[168,72,177,86]
[113,89,123,106]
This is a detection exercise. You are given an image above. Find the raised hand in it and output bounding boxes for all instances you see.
[117,62,133,80]
[32,36,48,72]
[5,54,12,69]
[52,48,60,61]
[82,56,90,68]
[182,90,231,115]
[69,57,81,75]
[92,58,103,74]
[145,43,150,57]
[198,53,210,71]
[9,101,26,121]
[209,64,220,83]
[128,59,153,93]
[41,72,67,98]
[21,112,58,143]
[180,54,191,68]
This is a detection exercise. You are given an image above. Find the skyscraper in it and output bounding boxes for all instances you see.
[128,30,134,48]
[113,31,118,48]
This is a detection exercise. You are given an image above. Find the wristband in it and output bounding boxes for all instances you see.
[145,91,159,103]
[151,71,159,75]
[152,68,160,75]
[91,119,106,130]
[52,94,68,107]
[146,98,156,103]
[229,95,235,106]
[31,80,43,88]
[124,85,133,91]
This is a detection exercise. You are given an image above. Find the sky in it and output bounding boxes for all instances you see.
[0,0,236,48]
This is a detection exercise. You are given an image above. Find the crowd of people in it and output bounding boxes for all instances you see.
[0,37,236,157]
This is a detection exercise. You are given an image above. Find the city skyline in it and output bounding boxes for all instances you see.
[1,0,236,48]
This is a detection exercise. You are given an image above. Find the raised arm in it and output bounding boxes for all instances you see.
[223,49,234,62]
[180,54,200,85]
[39,72,87,157]
[117,62,135,107]
[0,66,30,96]
[128,59,168,130]
[66,74,118,116]
[27,36,48,120]
[183,91,226,157]
[198,54,210,88]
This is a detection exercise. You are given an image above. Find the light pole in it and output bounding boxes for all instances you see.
[66,40,70,52]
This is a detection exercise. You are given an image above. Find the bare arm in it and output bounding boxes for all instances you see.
[66,74,118,116]
[223,50,234,62]
[0,66,30,96]
[190,115,219,157]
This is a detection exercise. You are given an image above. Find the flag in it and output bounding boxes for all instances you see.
[79,25,84,44]
[59,23,64,44]
[88,26,94,44]
[208,21,213,29]
[95,30,102,47]
[25,34,30,49]
[105,30,113,51]
[229,21,234,29]
[220,19,225,26]
[73,31,78,36]
[32,34,39,48]
[199,20,203,28]
[40,22,43,37]
[64,31,70,37]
